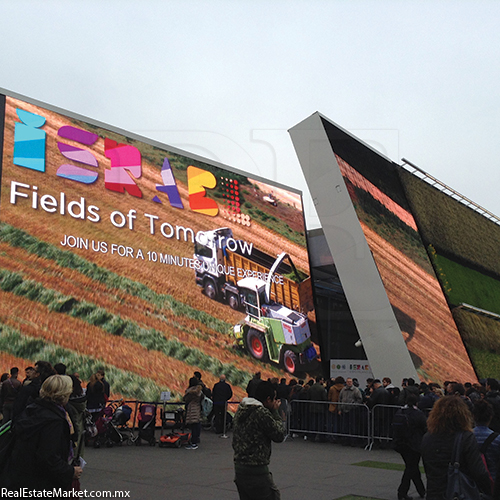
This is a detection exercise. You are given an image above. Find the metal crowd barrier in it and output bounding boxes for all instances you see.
[369,403,401,450]
[287,400,372,449]
[99,399,410,451]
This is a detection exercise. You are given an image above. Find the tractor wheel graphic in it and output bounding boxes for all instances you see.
[283,350,297,374]
[245,328,269,362]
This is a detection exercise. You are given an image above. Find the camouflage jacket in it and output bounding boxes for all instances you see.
[232,397,285,468]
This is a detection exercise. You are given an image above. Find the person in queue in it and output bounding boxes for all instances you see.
[392,393,427,499]
[86,371,106,422]
[184,377,203,450]
[421,396,490,500]
[4,374,83,489]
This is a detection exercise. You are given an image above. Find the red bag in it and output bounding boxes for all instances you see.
[71,477,80,491]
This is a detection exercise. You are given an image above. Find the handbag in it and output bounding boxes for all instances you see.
[446,432,488,500]
[70,477,81,491]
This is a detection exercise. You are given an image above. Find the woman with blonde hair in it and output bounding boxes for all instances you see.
[421,395,490,499]
[4,374,83,489]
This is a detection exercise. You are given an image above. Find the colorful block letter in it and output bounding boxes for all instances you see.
[187,166,218,216]
[104,139,142,198]
[56,136,99,184]
[13,109,46,172]
[155,158,184,208]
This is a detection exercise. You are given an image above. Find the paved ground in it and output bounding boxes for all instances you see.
[80,430,414,500]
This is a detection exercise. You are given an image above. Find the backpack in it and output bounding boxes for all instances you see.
[201,394,213,418]
[446,432,483,500]
[392,408,412,440]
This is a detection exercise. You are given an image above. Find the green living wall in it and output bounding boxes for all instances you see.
[400,169,500,379]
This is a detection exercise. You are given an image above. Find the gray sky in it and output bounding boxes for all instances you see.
[1,0,499,229]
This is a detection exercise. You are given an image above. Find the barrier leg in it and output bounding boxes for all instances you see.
[220,401,229,439]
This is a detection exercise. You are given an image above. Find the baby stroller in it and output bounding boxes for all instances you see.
[91,402,133,448]
[135,402,157,446]
[91,405,114,448]
[159,406,191,448]
[110,404,134,444]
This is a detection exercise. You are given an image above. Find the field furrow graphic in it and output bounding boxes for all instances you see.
[0,352,35,376]
[0,224,296,382]
[0,254,283,386]
[361,222,476,382]
[0,223,233,334]
[0,284,254,400]
[0,237,238,357]
[0,323,164,400]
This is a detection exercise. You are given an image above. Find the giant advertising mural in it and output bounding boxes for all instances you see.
[315,117,478,384]
[0,92,318,401]
[333,153,476,382]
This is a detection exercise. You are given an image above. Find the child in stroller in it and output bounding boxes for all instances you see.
[90,401,133,448]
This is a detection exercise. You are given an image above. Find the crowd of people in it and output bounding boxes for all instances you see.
[252,373,500,417]
[0,361,110,490]
[4,362,500,499]
[242,372,500,499]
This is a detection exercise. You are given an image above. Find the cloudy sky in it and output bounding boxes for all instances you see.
[1,1,499,229]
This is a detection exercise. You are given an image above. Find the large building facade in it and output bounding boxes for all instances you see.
[292,112,500,384]
[1,89,497,395]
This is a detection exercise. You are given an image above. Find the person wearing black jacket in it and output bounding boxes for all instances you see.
[246,372,262,399]
[418,383,440,414]
[486,378,500,432]
[212,374,233,434]
[398,378,420,406]
[12,360,55,421]
[86,372,106,422]
[393,393,427,499]
[4,374,83,489]
[421,396,491,500]
[367,379,393,447]
[0,368,21,424]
